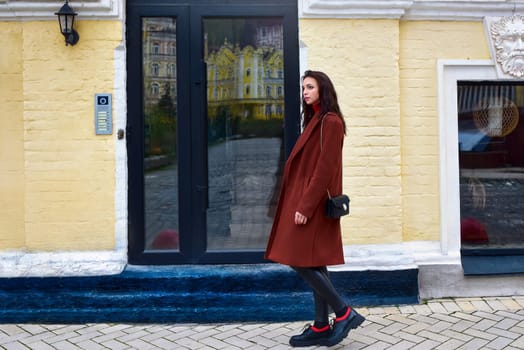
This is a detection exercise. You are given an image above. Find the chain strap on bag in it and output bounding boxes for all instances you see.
[320,114,350,218]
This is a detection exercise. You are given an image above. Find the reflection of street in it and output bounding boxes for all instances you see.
[207,138,282,250]
[144,138,282,251]
[145,164,179,250]
[460,168,524,249]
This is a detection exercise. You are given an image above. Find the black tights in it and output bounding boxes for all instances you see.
[292,266,346,325]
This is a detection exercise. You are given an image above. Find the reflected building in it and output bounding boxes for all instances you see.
[205,24,284,122]
[142,18,177,109]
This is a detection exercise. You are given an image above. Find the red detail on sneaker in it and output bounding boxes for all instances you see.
[335,306,352,322]
[311,325,330,333]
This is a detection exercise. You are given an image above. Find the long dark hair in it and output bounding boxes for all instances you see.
[301,70,346,134]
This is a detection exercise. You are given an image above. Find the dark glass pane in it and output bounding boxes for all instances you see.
[204,18,285,251]
[458,82,524,250]
[142,18,179,251]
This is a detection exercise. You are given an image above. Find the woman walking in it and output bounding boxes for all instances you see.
[265,70,365,347]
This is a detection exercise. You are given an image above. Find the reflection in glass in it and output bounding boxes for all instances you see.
[204,18,285,250]
[142,18,179,251]
[458,82,524,249]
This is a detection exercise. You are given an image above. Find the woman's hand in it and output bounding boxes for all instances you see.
[295,211,308,225]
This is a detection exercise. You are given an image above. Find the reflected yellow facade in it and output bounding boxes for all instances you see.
[206,40,284,121]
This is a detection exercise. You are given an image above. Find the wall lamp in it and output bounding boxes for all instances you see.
[55,1,79,46]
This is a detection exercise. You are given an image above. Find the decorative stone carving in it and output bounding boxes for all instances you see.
[485,15,524,79]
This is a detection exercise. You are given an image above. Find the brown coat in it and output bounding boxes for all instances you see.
[265,112,345,267]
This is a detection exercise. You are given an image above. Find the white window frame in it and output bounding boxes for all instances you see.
[437,60,497,257]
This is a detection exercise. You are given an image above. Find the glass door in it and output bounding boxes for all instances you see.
[203,18,286,251]
[127,0,299,265]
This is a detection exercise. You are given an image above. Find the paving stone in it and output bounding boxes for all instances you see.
[485,336,514,350]
[461,338,489,350]
[497,310,524,321]
[359,340,391,350]
[20,340,56,350]
[486,326,521,340]
[410,339,440,350]
[513,296,524,308]
[75,339,106,350]
[383,306,401,314]
[380,321,410,335]
[449,319,475,332]
[473,310,504,322]
[470,300,493,312]
[471,318,497,331]
[416,330,449,343]
[398,305,417,314]
[395,330,426,344]
[485,299,508,311]
[402,321,430,335]
[1,297,524,349]
[499,298,522,310]
[452,312,483,323]
[494,317,520,330]
[434,338,465,350]
[412,304,432,315]
[463,327,497,341]
[510,334,524,348]
[387,340,417,350]
[426,302,448,314]
[454,300,477,312]
[440,301,461,313]
[99,339,128,350]
[2,341,31,350]
[440,329,473,342]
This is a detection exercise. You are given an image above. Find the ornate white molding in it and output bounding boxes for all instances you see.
[0,0,120,20]
[300,0,524,20]
[300,0,414,19]
[485,15,524,78]
[405,1,524,21]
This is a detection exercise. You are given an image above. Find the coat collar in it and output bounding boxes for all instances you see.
[287,112,323,162]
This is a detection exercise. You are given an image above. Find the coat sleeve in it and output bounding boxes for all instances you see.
[297,115,344,218]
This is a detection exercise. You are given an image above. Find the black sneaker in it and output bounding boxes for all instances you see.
[289,324,332,347]
[326,308,365,346]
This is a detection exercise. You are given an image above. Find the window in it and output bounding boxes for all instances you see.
[246,68,251,77]
[265,104,272,117]
[152,42,160,55]
[245,85,250,95]
[266,86,271,97]
[458,82,524,251]
[151,82,160,96]
[151,63,160,76]
[167,63,175,77]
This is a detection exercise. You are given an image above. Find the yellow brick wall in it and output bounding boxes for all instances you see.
[300,19,491,245]
[300,19,403,245]
[1,20,122,251]
[399,21,490,241]
[0,22,25,249]
[0,16,495,253]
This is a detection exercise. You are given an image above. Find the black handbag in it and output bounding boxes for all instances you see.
[320,115,350,218]
[326,192,350,218]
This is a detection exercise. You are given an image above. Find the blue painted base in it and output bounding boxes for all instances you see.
[0,265,418,323]
[462,255,524,275]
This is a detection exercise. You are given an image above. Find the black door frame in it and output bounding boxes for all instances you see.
[127,0,300,265]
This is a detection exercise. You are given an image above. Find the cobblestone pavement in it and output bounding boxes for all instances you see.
[1,296,524,349]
